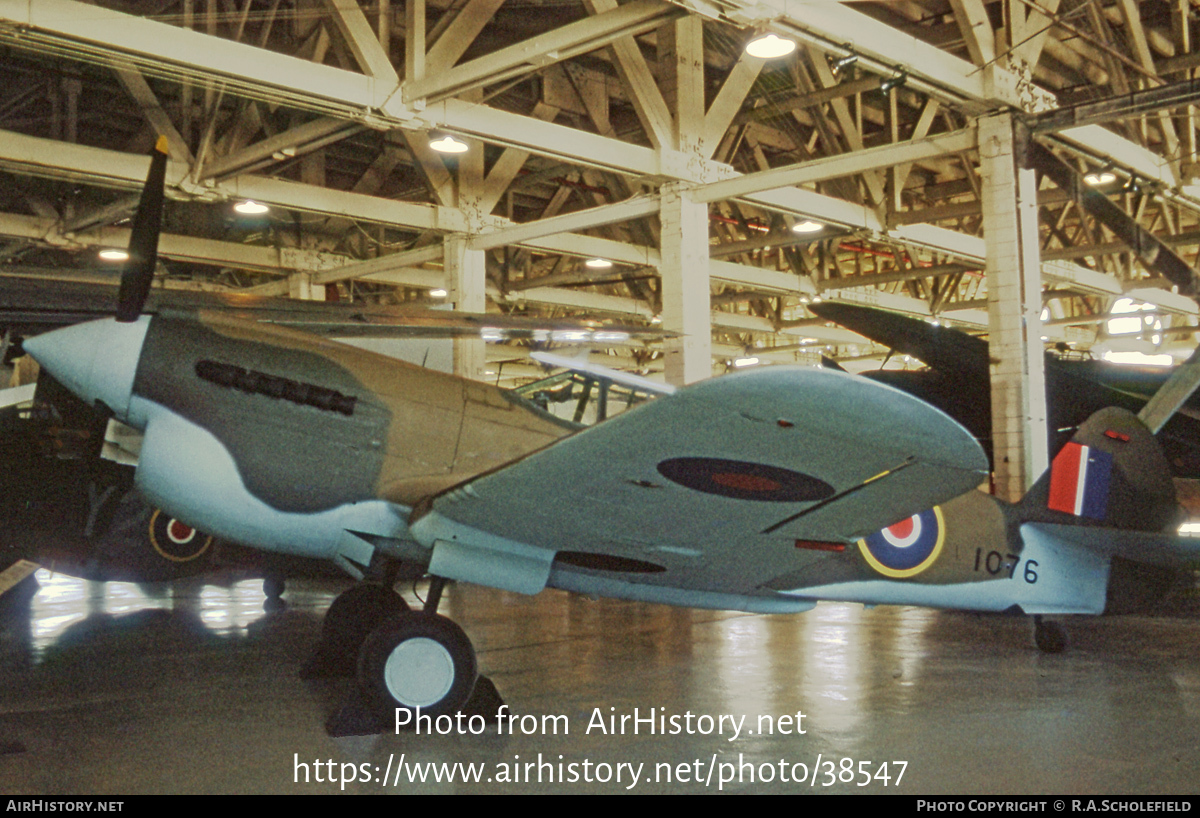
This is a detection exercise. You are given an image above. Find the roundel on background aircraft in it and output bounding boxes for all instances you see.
[857,507,945,578]
[148,509,214,563]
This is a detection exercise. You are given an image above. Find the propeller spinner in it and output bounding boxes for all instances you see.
[22,137,169,424]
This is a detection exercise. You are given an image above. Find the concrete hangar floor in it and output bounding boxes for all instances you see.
[0,569,1197,795]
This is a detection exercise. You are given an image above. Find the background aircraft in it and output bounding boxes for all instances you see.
[0,273,667,344]
[0,376,337,596]
[18,139,1200,736]
[810,301,1200,478]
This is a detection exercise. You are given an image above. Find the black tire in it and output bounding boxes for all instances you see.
[1034,619,1067,654]
[301,583,411,678]
[358,612,477,719]
[323,582,409,646]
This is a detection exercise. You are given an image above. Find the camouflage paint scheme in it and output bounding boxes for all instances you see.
[782,406,1191,615]
[23,308,1200,618]
[133,311,572,513]
[809,301,1200,478]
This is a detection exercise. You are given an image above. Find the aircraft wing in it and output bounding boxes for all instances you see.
[808,301,991,373]
[409,366,989,607]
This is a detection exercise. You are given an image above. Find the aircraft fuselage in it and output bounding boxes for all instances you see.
[25,312,572,569]
[24,314,1187,618]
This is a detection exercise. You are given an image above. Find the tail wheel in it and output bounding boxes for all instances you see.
[1034,617,1067,654]
[263,575,285,600]
[358,612,477,719]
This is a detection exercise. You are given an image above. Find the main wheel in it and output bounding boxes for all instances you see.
[1034,617,1066,654]
[300,583,410,678]
[358,612,478,719]
[324,583,409,645]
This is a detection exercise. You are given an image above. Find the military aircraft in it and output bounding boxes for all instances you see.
[0,157,663,601]
[0,375,334,594]
[19,138,1200,730]
[809,301,1200,477]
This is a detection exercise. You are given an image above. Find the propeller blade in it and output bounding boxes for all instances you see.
[115,135,169,323]
[819,355,847,372]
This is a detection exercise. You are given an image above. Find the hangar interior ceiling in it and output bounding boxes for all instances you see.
[1,0,1200,384]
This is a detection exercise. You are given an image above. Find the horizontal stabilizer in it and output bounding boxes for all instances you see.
[1024,522,1200,569]
[0,559,39,598]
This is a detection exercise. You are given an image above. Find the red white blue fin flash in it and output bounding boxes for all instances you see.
[1047,442,1113,519]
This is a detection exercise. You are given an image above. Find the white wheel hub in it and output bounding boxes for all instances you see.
[383,637,456,707]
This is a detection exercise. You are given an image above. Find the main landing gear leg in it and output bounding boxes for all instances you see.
[324,574,504,737]
[1032,615,1067,654]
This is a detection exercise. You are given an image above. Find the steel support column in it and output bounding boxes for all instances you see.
[979,112,1047,499]
[659,183,710,385]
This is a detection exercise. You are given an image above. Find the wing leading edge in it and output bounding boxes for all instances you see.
[408,366,989,610]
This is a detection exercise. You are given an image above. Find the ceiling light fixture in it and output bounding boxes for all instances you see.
[429,134,469,154]
[552,330,592,342]
[792,219,824,233]
[831,48,858,75]
[98,248,129,261]
[745,32,796,59]
[593,331,630,343]
[585,258,613,269]
[234,200,269,215]
[429,288,448,298]
[733,356,760,368]
[1084,168,1117,186]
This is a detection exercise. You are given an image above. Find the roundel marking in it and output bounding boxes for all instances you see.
[168,519,196,544]
[148,509,214,563]
[857,506,945,578]
[656,458,835,502]
[880,515,920,548]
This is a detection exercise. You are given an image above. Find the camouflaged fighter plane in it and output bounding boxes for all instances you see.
[20,139,1200,724]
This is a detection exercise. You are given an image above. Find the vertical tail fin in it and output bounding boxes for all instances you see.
[1018,407,1180,532]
